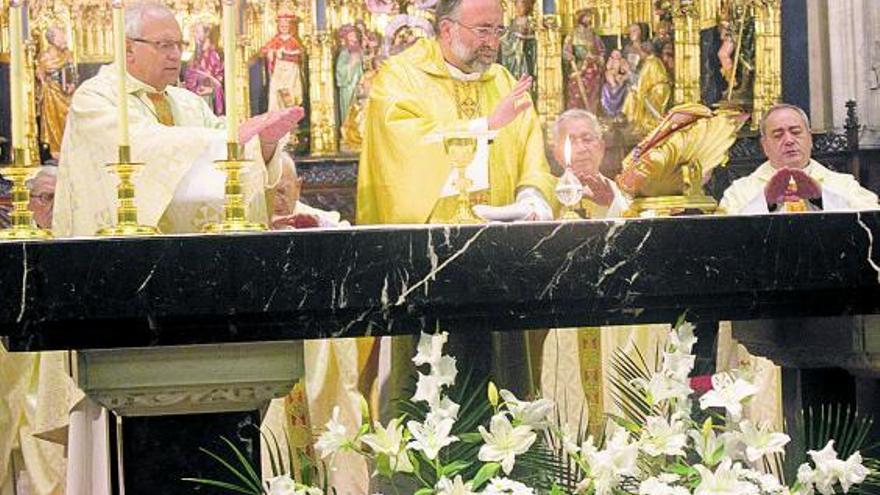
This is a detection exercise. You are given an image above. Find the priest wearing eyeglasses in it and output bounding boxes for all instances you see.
[53,2,304,236]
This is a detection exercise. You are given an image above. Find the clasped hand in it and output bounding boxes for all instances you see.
[764,167,821,205]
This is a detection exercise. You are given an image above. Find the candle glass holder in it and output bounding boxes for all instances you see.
[0,148,52,240]
[555,166,584,220]
[97,146,160,236]
[443,135,482,225]
[202,143,267,233]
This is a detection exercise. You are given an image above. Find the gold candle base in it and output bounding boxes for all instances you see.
[97,146,160,237]
[202,142,267,233]
[0,149,52,240]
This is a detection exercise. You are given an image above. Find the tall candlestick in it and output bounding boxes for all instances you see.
[112,0,130,148]
[223,0,239,145]
[8,1,25,151]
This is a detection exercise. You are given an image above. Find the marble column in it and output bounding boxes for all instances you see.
[826,0,880,147]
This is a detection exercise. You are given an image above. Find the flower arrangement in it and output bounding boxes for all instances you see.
[190,322,876,495]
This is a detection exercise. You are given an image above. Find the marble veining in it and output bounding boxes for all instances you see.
[856,211,880,284]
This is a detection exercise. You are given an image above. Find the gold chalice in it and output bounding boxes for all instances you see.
[442,135,482,225]
[97,146,160,237]
[0,148,52,239]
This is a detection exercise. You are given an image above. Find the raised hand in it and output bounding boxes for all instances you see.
[488,75,532,131]
[580,174,615,206]
[238,107,305,146]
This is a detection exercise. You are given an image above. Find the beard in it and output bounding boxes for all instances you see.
[450,35,495,74]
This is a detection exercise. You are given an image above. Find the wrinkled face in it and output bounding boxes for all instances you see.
[126,13,183,91]
[553,118,605,176]
[440,0,503,74]
[761,107,812,169]
[27,173,56,229]
[273,166,302,216]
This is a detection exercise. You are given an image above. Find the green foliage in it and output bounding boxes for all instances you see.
[182,436,263,495]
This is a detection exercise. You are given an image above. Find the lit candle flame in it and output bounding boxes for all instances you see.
[564,135,572,168]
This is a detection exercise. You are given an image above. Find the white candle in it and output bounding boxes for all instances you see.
[564,135,572,168]
[112,0,130,148]
[8,0,24,151]
[223,0,238,144]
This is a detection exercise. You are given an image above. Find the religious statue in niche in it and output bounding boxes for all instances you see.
[261,8,306,111]
[563,9,605,112]
[335,24,364,127]
[623,23,651,73]
[717,1,755,106]
[382,14,434,58]
[500,0,537,95]
[37,25,77,160]
[621,41,672,136]
[339,27,381,152]
[184,22,225,115]
[601,49,631,118]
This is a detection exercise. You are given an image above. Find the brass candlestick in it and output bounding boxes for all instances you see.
[443,136,482,225]
[0,148,52,240]
[202,142,266,233]
[97,146,160,236]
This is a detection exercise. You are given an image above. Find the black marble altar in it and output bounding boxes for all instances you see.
[2,212,880,352]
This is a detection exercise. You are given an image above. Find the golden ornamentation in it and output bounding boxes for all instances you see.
[672,0,700,105]
[752,0,781,130]
[202,142,268,233]
[451,81,482,119]
[0,149,52,239]
[442,135,482,225]
[616,103,748,216]
[96,145,161,237]
[305,31,338,155]
[535,15,563,130]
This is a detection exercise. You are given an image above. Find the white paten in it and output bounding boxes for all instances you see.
[74,340,303,416]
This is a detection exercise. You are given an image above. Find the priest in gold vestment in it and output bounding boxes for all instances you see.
[357,0,558,424]
[356,0,557,224]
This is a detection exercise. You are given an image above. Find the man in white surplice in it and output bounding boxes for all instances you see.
[720,103,878,214]
[53,2,303,236]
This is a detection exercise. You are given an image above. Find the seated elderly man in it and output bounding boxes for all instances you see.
[720,103,878,213]
[53,2,304,236]
[27,166,57,229]
[270,158,349,229]
[551,108,629,218]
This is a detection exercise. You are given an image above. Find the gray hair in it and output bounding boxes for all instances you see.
[759,103,810,137]
[551,108,602,144]
[26,165,57,188]
[434,0,466,29]
[124,2,176,39]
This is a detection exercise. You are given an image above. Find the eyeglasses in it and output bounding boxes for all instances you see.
[450,20,508,40]
[129,38,188,53]
[30,192,54,204]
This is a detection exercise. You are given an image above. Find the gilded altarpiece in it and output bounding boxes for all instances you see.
[0,0,781,159]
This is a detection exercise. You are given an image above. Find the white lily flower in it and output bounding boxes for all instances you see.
[638,476,691,495]
[837,451,870,493]
[694,459,756,495]
[478,413,536,474]
[561,430,581,456]
[640,415,687,457]
[436,475,477,495]
[413,331,448,367]
[583,425,639,495]
[632,373,693,405]
[661,351,697,382]
[434,354,458,387]
[412,372,442,405]
[407,416,458,460]
[360,418,414,474]
[499,389,554,430]
[433,396,461,421]
[738,420,790,463]
[699,373,758,421]
[670,322,697,354]
[483,477,537,495]
[267,474,297,495]
[315,406,351,459]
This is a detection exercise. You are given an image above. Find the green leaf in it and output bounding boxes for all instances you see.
[376,453,393,479]
[458,432,483,443]
[181,477,261,495]
[413,489,434,495]
[441,460,472,477]
[470,462,500,490]
[196,445,262,494]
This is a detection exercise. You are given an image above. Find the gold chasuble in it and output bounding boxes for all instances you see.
[54,64,281,236]
[357,38,555,224]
